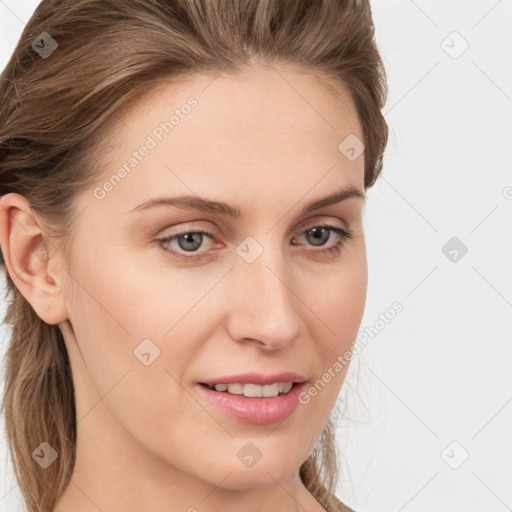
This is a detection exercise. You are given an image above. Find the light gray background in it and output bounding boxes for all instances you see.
[1,1,511,511]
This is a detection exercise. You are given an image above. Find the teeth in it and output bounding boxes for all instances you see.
[242,383,263,397]
[279,382,293,394]
[210,382,294,397]
[227,383,243,395]
[263,383,279,397]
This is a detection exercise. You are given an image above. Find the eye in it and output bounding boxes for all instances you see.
[291,225,353,258]
[157,224,353,262]
[157,227,217,262]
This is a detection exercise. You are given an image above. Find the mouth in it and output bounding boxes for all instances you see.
[199,381,298,398]
[196,381,307,425]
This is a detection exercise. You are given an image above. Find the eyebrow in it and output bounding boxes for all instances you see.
[129,185,365,217]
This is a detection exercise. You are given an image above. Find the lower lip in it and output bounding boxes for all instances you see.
[197,382,307,425]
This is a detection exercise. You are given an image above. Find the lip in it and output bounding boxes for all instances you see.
[197,381,307,425]
[199,372,307,386]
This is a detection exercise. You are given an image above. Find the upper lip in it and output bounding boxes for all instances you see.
[200,372,307,386]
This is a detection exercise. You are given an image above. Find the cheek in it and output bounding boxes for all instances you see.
[306,249,367,349]
[65,257,209,465]
[65,242,217,399]
[299,252,367,407]
[328,265,367,343]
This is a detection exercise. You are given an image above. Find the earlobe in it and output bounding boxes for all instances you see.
[0,192,68,325]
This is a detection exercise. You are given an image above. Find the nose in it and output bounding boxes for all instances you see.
[225,244,301,351]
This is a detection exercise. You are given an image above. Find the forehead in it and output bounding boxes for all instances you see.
[84,64,364,214]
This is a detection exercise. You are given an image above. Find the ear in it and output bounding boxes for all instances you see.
[0,192,69,325]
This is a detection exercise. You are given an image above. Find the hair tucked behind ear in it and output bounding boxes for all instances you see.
[0,1,387,511]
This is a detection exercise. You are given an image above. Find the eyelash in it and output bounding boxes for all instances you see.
[157,224,353,262]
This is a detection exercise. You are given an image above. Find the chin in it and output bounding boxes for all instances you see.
[215,468,297,491]
[222,457,301,490]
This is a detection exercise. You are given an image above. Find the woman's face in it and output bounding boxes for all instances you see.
[55,64,367,500]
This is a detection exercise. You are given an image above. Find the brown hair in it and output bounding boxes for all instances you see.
[0,1,388,511]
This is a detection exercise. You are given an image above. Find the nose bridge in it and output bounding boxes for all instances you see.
[226,237,300,346]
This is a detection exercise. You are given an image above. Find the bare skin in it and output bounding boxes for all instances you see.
[0,62,366,512]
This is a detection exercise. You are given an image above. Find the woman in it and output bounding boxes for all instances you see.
[0,0,388,511]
